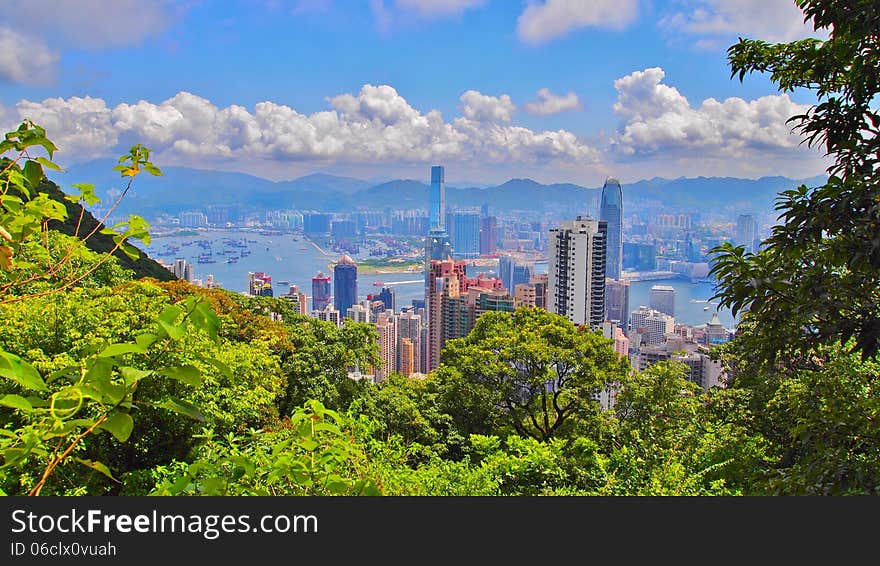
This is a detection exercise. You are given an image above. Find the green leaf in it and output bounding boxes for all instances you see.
[120,366,151,385]
[99,412,134,442]
[36,156,63,172]
[158,320,185,341]
[99,343,147,358]
[0,351,47,392]
[135,333,158,349]
[119,243,140,260]
[92,381,129,405]
[143,164,162,176]
[158,398,205,422]
[75,458,119,482]
[0,394,33,412]
[22,160,43,189]
[83,358,114,383]
[158,365,202,386]
[156,304,183,326]
[71,183,100,206]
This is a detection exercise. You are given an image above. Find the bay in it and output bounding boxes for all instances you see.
[143,230,736,329]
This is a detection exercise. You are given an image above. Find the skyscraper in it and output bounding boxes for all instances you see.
[311,271,332,312]
[426,259,467,371]
[497,256,532,294]
[548,216,607,328]
[396,312,422,377]
[374,313,397,382]
[649,285,675,317]
[735,214,757,254]
[346,303,371,323]
[600,177,623,280]
[605,278,630,327]
[373,287,395,312]
[480,215,497,256]
[449,209,481,258]
[333,255,358,314]
[399,338,415,377]
[430,165,446,230]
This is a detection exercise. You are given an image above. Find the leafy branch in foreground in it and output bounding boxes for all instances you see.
[711,0,880,362]
[0,121,162,305]
[0,295,221,495]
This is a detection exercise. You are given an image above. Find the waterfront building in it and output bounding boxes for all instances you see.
[448,209,481,258]
[333,255,358,314]
[605,278,630,327]
[247,271,273,297]
[311,271,332,312]
[649,284,676,317]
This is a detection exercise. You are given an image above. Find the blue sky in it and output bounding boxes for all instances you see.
[0,1,831,185]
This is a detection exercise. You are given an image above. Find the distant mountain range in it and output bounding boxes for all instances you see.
[51,160,827,217]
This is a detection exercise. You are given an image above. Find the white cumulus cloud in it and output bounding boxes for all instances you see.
[459,90,515,123]
[660,0,821,44]
[517,0,639,44]
[611,67,811,157]
[524,88,582,115]
[1,85,599,169]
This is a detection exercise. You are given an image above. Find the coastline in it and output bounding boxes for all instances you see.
[302,235,333,258]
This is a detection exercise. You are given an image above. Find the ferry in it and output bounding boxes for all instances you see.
[373,281,384,286]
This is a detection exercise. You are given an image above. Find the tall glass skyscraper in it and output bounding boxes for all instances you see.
[599,177,623,280]
[333,255,358,314]
[311,271,332,312]
[449,209,481,258]
[430,165,446,230]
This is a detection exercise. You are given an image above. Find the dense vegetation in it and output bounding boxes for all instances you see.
[1,0,878,496]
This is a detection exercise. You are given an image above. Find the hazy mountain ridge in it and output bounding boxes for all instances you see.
[50,160,827,216]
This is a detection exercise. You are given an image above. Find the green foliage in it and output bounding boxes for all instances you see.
[714,0,880,361]
[435,307,629,441]
[280,317,380,412]
[147,400,380,496]
[1,120,167,302]
[0,292,217,495]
